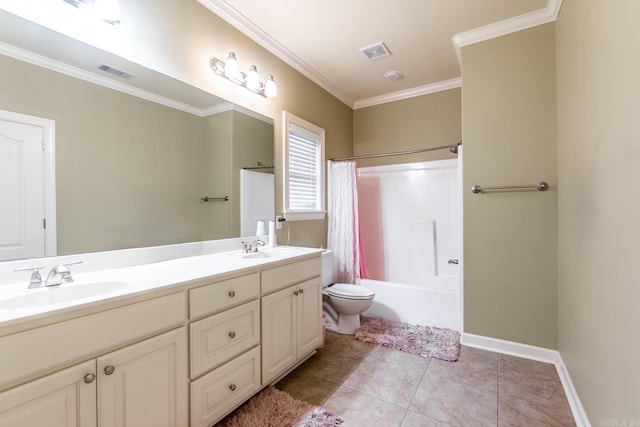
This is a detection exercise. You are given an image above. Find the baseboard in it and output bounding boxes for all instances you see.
[461,333,591,427]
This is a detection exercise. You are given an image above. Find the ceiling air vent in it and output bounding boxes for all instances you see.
[98,64,134,80]
[359,42,391,61]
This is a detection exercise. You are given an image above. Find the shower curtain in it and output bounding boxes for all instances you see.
[327,160,362,284]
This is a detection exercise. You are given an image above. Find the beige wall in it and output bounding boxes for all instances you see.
[353,88,461,168]
[556,0,640,420]
[202,111,233,240]
[0,54,204,255]
[462,23,558,349]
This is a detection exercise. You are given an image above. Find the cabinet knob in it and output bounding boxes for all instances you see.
[299,288,304,294]
[84,373,96,384]
[229,384,237,392]
[228,331,236,339]
[293,290,299,296]
[228,290,236,297]
[104,365,115,375]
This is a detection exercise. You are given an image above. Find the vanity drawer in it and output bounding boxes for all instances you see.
[0,292,185,390]
[190,300,260,378]
[190,346,261,427]
[261,257,321,294]
[189,273,259,319]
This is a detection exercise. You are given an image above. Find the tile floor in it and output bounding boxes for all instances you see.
[275,331,576,427]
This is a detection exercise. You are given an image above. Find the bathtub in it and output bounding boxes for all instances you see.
[360,278,461,331]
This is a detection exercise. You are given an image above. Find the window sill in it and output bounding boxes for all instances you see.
[283,211,326,221]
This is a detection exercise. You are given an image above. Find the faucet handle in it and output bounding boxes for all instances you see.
[63,261,83,268]
[15,266,44,288]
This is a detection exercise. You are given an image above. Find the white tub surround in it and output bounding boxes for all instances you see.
[0,243,323,427]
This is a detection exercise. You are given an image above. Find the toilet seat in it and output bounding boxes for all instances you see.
[327,283,375,300]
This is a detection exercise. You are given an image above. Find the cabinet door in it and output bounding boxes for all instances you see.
[261,286,296,384]
[296,277,322,357]
[97,328,188,427]
[0,360,96,427]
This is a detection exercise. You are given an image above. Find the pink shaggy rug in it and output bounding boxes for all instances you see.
[218,386,343,427]
[355,317,461,362]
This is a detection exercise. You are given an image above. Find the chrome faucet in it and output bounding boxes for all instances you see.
[14,266,44,288]
[44,261,83,287]
[240,239,266,253]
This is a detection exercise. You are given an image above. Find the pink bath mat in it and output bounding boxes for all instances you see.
[355,316,461,362]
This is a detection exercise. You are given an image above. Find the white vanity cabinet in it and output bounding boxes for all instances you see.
[261,258,322,385]
[0,248,323,427]
[97,328,188,427]
[0,293,188,427]
[0,328,187,427]
[0,360,96,427]
[188,273,262,427]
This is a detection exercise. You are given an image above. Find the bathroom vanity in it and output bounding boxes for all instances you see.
[0,245,322,427]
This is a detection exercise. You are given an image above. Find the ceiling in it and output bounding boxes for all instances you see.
[200,0,559,108]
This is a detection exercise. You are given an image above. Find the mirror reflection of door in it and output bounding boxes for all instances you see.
[0,115,46,261]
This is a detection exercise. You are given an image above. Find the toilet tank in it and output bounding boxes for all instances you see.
[321,250,335,287]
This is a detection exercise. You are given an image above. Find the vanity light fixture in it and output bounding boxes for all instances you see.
[210,52,277,98]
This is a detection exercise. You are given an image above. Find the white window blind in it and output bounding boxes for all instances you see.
[283,112,325,221]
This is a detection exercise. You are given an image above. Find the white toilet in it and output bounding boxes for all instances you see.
[321,250,375,335]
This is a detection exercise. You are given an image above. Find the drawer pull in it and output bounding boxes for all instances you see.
[228,290,236,297]
[228,331,236,339]
[229,383,237,391]
[104,365,115,375]
[84,373,96,384]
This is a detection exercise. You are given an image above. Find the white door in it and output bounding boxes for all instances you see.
[0,118,45,261]
[0,360,97,427]
[97,328,188,427]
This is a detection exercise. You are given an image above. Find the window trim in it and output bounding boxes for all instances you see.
[282,111,326,221]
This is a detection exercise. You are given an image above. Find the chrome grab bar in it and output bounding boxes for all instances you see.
[471,181,548,194]
[201,196,229,202]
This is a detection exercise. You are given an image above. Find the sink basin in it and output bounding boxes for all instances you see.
[0,281,131,310]
[231,247,302,259]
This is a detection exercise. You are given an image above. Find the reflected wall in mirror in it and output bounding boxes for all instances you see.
[0,51,274,261]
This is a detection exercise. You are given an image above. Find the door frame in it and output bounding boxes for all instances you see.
[0,109,57,257]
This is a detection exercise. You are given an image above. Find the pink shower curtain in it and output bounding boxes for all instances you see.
[327,160,366,283]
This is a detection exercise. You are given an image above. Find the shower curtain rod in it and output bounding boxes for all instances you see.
[329,140,462,162]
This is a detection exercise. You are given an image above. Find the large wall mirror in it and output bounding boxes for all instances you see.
[0,8,275,262]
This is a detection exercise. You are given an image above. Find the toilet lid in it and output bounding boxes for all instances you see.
[327,283,375,299]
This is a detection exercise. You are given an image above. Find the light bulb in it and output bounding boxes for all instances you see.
[247,65,260,91]
[264,75,277,97]
[224,52,240,80]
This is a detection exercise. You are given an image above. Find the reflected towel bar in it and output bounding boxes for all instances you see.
[471,182,548,194]
[200,196,229,202]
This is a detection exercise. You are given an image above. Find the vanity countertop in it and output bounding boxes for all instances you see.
[0,246,323,336]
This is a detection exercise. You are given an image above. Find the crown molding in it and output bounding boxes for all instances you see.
[202,102,274,123]
[197,0,355,108]
[0,41,208,117]
[354,78,462,110]
[452,0,563,63]
[200,0,562,109]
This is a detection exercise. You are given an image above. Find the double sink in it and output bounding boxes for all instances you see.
[0,246,305,314]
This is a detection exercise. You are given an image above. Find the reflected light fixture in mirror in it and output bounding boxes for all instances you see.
[210,52,277,98]
[63,0,121,24]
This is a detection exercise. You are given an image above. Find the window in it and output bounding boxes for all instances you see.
[283,112,325,221]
